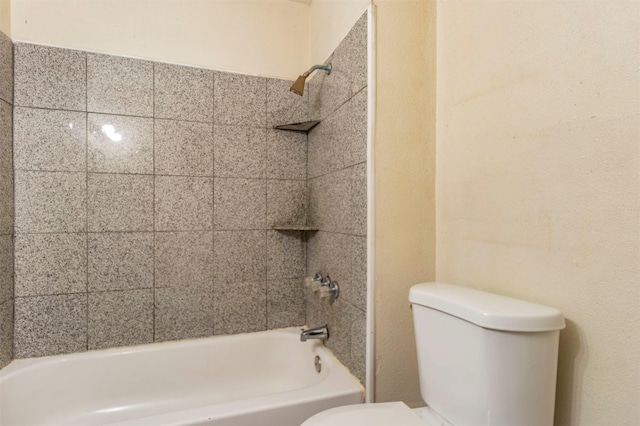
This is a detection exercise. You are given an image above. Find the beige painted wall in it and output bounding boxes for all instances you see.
[436,1,639,425]
[308,0,369,66]
[10,0,308,79]
[372,0,436,406]
[0,0,9,36]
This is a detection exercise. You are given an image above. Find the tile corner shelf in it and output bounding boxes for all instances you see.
[273,121,320,133]
[271,224,319,232]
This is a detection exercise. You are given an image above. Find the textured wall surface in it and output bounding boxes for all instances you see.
[10,0,308,80]
[0,28,13,369]
[12,43,310,357]
[436,1,639,425]
[372,0,436,406]
[308,0,370,68]
[306,13,367,386]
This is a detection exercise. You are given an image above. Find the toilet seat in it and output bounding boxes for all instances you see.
[300,402,427,426]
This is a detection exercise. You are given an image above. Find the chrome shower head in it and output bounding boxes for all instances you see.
[290,63,332,96]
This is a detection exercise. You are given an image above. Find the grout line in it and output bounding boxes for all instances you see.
[152,61,156,342]
[308,161,367,181]
[13,168,307,181]
[211,73,216,337]
[10,41,16,360]
[263,76,269,331]
[10,104,222,125]
[84,52,90,352]
[13,228,364,237]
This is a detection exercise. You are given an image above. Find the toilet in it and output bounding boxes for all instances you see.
[302,282,565,426]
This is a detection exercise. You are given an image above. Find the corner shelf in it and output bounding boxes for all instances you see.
[273,121,320,134]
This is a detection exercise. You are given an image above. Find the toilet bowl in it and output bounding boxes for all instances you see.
[301,282,565,426]
[301,402,450,426]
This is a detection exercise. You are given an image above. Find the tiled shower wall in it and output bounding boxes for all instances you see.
[12,43,311,357]
[306,13,368,385]
[0,29,13,369]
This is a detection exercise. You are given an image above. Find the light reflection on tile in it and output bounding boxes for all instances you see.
[88,114,153,174]
[14,107,86,172]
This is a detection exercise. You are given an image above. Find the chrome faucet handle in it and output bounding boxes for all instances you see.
[321,275,331,286]
[313,272,323,282]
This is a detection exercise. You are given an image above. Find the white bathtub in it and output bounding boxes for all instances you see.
[0,328,363,426]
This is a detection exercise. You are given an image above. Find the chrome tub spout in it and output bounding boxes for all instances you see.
[300,325,329,342]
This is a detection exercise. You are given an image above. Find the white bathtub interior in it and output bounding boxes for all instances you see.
[0,328,362,426]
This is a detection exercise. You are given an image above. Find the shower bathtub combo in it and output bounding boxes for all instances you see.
[0,328,362,426]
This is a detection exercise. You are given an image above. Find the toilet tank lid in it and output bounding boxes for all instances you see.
[409,283,565,332]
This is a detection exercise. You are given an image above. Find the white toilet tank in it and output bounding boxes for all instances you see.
[409,283,565,426]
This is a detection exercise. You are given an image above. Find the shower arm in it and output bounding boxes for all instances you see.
[304,63,332,77]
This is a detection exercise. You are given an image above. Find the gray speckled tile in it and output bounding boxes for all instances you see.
[307,176,326,230]
[14,107,86,172]
[351,163,367,236]
[155,63,213,122]
[267,130,307,180]
[0,168,13,236]
[349,88,367,165]
[266,78,308,128]
[349,236,367,312]
[0,30,13,105]
[88,173,153,232]
[214,178,266,230]
[213,126,266,178]
[308,56,347,122]
[155,286,214,342]
[308,98,360,178]
[155,231,213,288]
[155,176,213,231]
[88,114,153,174]
[15,171,86,233]
[213,230,266,283]
[88,232,153,292]
[267,278,305,329]
[0,300,12,369]
[0,99,11,172]
[15,233,86,297]
[0,235,12,305]
[306,231,352,292]
[0,101,12,235]
[14,294,87,358]
[87,53,153,117]
[308,168,352,233]
[214,72,266,127]
[350,305,366,386]
[88,289,153,350]
[214,280,266,335]
[324,298,353,366]
[267,230,305,280]
[14,43,86,111]
[267,179,307,227]
[155,119,213,176]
